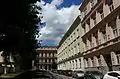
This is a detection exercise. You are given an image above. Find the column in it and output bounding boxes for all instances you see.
[90,18,94,28]
[93,56,99,67]
[116,15,120,36]
[103,2,110,17]
[81,57,84,70]
[96,11,101,24]
[100,55,107,66]
[118,54,120,64]
[77,59,80,69]
[88,58,93,67]
[111,51,118,65]
[106,23,109,41]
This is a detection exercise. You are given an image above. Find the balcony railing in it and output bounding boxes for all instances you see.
[109,4,114,12]
[100,13,104,19]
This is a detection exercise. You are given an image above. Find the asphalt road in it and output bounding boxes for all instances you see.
[54,74,75,79]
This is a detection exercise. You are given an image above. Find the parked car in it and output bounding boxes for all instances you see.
[72,70,84,79]
[51,70,58,74]
[63,70,73,76]
[103,71,120,79]
[57,70,64,75]
[84,71,104,79]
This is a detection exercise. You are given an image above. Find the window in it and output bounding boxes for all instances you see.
[47,53,49,57]
[108,72,120,77]
[93,17,96,25]
[43,59,45,62]
[41,53,43,57]
[90,0,94,7]
[45,59,47,63]
[103,33,107,42]
[45,53,47,57]
[110,21,118,38]
[88,35,92,48]
[113,26,118,38]
[39,53,41,57]
[49,53,51,57]
[100,10,104,19]
[109,4,114,12]
[72,61,74,69]
[108,0,114,12]
[75,60,77,69]
[101,28,107,42]
[83,23,86,34]
[49,59,51,63]
[98,58,102,66]
[79,59,81,68]
[83,7,87,16]
[87,19,91,30]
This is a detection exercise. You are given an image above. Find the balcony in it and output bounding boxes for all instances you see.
[83,35,120,57]
[109,4,114,12]
[81,0,103,23]
[82,4,120,41]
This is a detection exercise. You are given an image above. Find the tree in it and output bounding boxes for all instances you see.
[0,0,41,71]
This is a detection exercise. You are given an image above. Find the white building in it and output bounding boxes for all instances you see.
[79,0,120,74]
[57,16,84,71]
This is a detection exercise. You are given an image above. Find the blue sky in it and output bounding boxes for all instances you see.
[37,0,82,46]
[43,0,82,8]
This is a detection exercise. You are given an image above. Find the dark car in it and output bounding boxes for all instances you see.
[84,71,104,79]
[72,70,84,79]
[14,69,57,79]
[57,70,64,75]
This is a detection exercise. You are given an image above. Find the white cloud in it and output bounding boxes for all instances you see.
[37,0,80,45]
[51,0,63,6]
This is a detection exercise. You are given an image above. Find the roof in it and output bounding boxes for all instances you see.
[36,46,57,51]
[79,0,89,11]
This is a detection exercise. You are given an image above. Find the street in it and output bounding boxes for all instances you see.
[54,73,75,79]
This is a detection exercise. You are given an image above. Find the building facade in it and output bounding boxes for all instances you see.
[57,16,84,71]
[36,46,57,70]
[79,0,120,74]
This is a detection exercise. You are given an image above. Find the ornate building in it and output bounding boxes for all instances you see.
[79,0,120,74]
[36,46,57,70]
[57,16,84,71]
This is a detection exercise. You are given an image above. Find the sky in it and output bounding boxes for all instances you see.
[36,0,83,46]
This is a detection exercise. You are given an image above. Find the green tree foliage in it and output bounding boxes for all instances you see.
[0,0,41,70]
